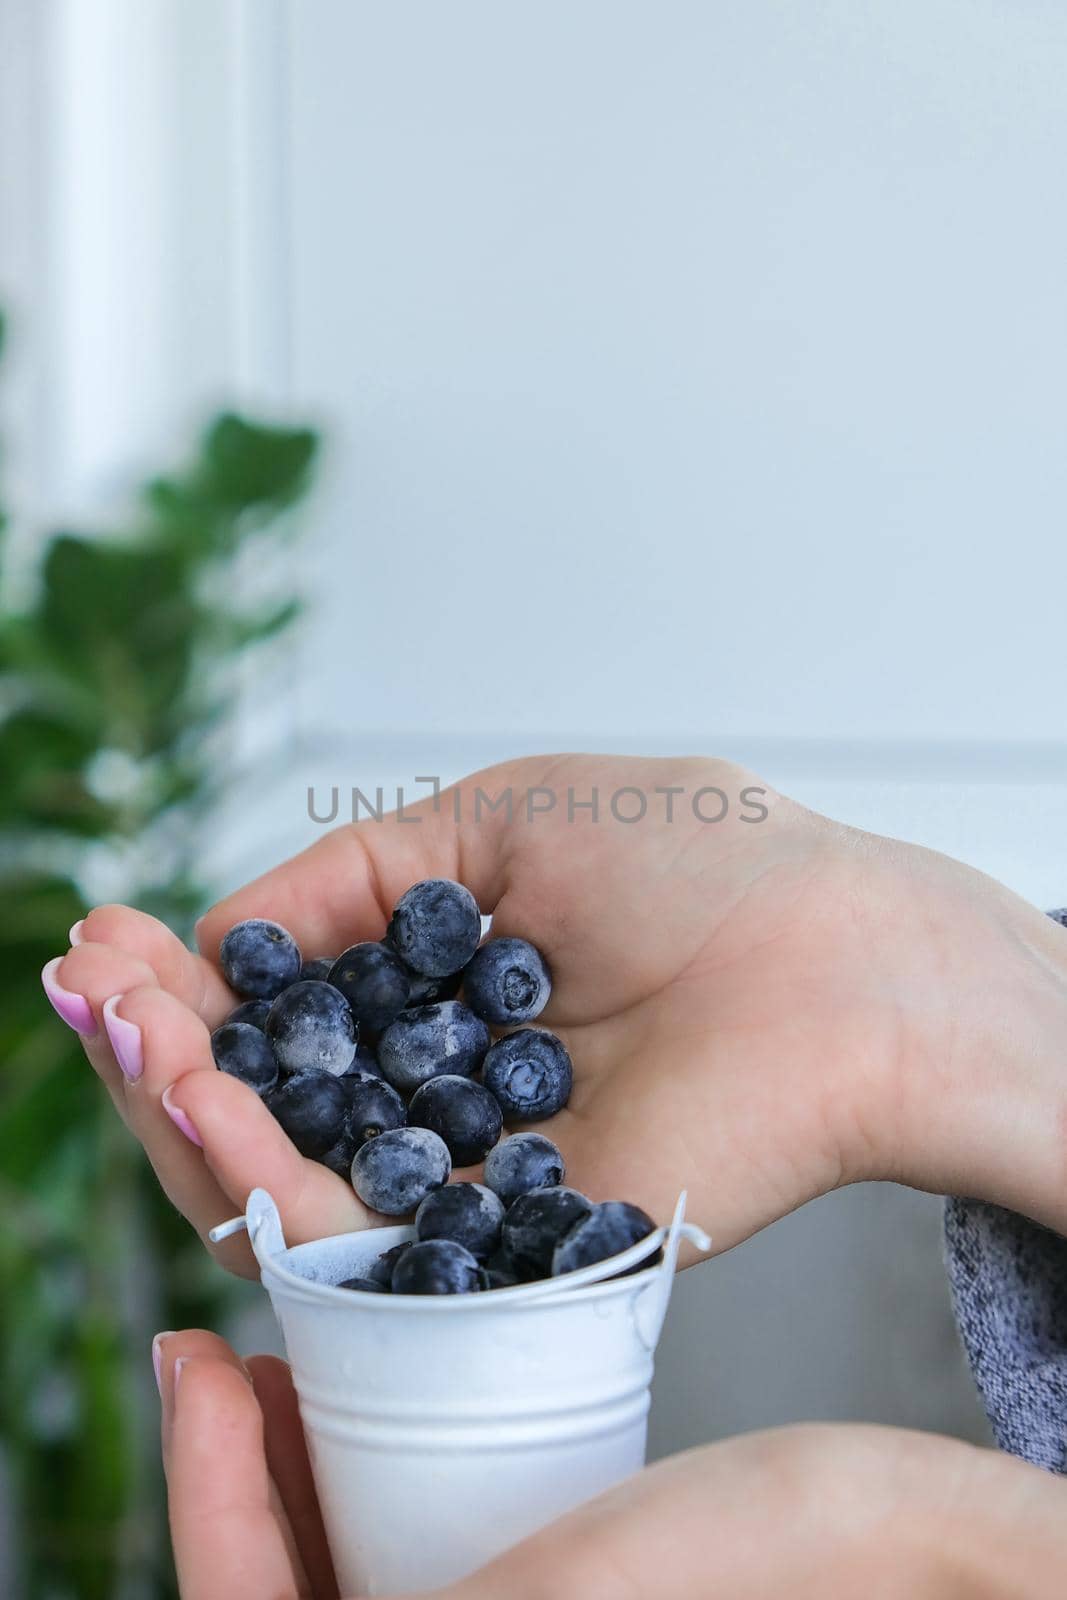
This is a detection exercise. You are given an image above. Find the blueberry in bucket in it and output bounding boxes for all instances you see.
[377,1001,490,1094]
[266,980,357,1076]
[387,879,481,977]
[367,1242,412,1287]
[210,1021,278,1097]
[407,1074,502,1166]
[415,1182,504,1260]
[391,1238,484,1295]
[484,1245,524,1289]
[551,1201,660,1277]
[463,937,551,1025]
[350,1126,451,1215]
[502,1187,593,1277]
[220,918,301,1000]
[483,1133,565,1206]
[482,1028,573,1121]
[328,942,411,1034]
[337,1276,388,1294]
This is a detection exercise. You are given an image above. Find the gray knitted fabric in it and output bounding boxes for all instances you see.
[942,907,1067,1474]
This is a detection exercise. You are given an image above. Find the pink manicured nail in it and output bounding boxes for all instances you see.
[103,996,143,1082]
[41,957,98,1037]
[68,919,86,945]
[152,1331,174,1397]
[162,1085,203,1148]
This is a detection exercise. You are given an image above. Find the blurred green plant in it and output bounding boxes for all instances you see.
[0,309,320,1599]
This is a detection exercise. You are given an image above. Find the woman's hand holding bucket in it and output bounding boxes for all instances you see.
[157,1329,1067,1600]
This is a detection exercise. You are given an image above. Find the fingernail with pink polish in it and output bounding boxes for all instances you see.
[162,1085,203,1148]
[103,996,143,1082]
[152,1331,174,1397]
[68,919,86,946]
[41,957,98,1037]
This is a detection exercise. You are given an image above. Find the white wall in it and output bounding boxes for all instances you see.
[284,0,1067,748]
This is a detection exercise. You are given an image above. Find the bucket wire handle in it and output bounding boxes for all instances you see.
[633,1191,710,1350]
[209,1188,287,1260]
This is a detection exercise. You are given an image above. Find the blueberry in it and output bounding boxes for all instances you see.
[391,1238,483,1295]
[407,1075,503,1167]
[388,879,481,977]
[483,1245,524,1289]
[337,1276,388,1293]
[1049,908,1067,928]
[318,1072,405,1174]
[220,918,302,1000]
[366,1242,412,1287]
[319,1128,359,1179]
[404,966,465,1007]
[342,1074,407,1150]
[338,1042,384,1079]
[328,942,411,1034]
[483,1133,565,1206]
[551,1201,659,1277]
[210,1021,279,1098]
[463,937,551,1025]
[268,1071,349,1159]
[482,1029,573,1121]
[298,956,335,983]
[377,1001,490,1094]
[415,1182,504,1260]
[226,998,272,1031]
[380,933,466,1005]
[350,1127,451,1215]
[501,1187,593,1278]
[266,980,357,1076]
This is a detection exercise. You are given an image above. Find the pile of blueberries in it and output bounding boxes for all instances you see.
[211,878,657,1295]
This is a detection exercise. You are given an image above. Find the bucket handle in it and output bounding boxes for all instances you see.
[210,1187,286,1262]
[632,1191,710,1351]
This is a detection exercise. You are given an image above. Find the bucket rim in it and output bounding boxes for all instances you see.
[257,1220,669,1311]
[212,1188,711,1314]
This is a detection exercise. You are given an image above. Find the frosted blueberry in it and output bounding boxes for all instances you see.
[483,1133,565,1206]
[329,942,411,1034]
[266,980,357,1076]
[225,998,272,1031]
[388,879,481,977]
[391,1238,484,1295]
[551,1201,659,1277]
[463,937,551,1025]
[377,1001,490,1094]
[268,1070,349,1160]
[350,1126,451,1215]
[220,918,302,1000]
[407,1074,502,1167]
[502,1187,593,1278]
[482,1029,572,1121]
[415,1182,505,1260]
[210,1021,278,1097]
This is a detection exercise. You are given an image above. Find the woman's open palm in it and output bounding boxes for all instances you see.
[48,753,1067,1275]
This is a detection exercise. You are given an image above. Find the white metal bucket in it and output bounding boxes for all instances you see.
[215,1189,709,1596]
